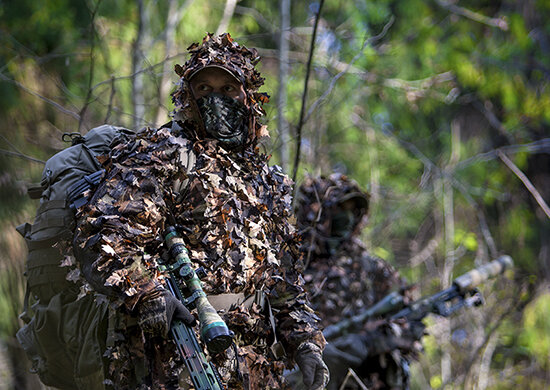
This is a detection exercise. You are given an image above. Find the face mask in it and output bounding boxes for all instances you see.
[196,93,249,147]
[330,209,356,239]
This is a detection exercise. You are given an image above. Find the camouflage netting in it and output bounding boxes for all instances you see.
[295,174,423,389]
[170,33,270,145]
[73,128,324,389]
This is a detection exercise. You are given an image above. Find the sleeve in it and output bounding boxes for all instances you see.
[72,130,188,311]
[72,166,166,310]
[267,250,326,360]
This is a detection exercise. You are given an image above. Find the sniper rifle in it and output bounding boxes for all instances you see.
[323,255,514,340]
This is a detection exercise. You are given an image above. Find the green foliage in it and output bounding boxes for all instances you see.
[519,292,550,368]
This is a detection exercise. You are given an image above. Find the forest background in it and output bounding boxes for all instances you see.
[0,0,548,389]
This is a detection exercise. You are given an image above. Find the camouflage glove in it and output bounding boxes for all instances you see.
[138,288,196,337]
[295,342,330,390]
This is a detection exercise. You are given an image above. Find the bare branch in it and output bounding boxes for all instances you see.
[303,16,395,125]
[435,0,509,31]
[456,138,550,170]
[498,150,550,219]
[0,72,80,120]
[461,290,536,388]
[292,0,325,182]
[257,46,455,103]
[377,122,498,256]
[338,368,369,390]
[0,148,45,165]
[104,75,116,123]
[471,99,513,144]
[89,52,186,93]
[410,238,441,267]
[132,0,147,130]
[235,5,275,32]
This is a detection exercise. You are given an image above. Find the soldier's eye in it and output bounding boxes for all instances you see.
[224,85,235,93]
[198,84,211,92]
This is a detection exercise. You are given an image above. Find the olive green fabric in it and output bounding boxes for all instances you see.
[16,125,135,389]
[17,292,108,389]
[19,125,134,304]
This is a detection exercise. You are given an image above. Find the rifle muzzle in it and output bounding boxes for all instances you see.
[453,255,513,292]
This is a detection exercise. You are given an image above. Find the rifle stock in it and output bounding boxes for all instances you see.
[324,256,513,340]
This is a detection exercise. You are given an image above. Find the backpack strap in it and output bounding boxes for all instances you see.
[36,200,67,214]
[27,184,45,200]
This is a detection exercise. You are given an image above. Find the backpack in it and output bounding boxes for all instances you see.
[15,124,134,389]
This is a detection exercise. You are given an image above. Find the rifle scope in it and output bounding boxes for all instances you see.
[164,226,233,354]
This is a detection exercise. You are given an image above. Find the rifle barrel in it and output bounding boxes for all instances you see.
[453,256,513,292]
[323,291,403,340]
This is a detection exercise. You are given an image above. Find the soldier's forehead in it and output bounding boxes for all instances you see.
[190,66,240,84]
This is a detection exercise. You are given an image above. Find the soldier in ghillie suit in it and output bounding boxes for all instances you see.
[70,33,329,389]
[294,174,424,390]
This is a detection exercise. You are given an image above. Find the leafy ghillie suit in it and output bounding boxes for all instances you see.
[295,174,423,390]
[73,33,325,389]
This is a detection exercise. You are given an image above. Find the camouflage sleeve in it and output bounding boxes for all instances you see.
[72,129,186,310]
[269,281,326,360]
[266,249,326,360]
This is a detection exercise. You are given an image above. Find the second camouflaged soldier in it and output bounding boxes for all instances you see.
[295,173,424,390]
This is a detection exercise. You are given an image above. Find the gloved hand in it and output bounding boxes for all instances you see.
[295,342,330,390]
[138,288,196,337]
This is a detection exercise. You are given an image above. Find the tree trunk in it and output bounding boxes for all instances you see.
[216,0,237,36]
[132,0,146,130]
[277,0,290,172]
[155,0,195,127]
[441,119,461,385]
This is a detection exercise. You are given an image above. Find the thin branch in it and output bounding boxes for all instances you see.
[0,72,80,120]
[472,99,513,144]
[338,368,369,390]
[498,150,550,219]
[460,291,535,388]
[378,122,498,256]
[104,75,116,123]
[0,149,45,165]
[292,0,325,182]
[456,138,550,170]
[235,5,275,32]
[410,238,441,267]
[303,16,395,125]
[435,0,509,31]
[0,134,25,156]
[89,52,187,94]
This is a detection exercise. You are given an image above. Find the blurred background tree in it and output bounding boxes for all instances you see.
[0,0,548,388]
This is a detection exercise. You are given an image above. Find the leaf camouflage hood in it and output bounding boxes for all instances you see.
[170,33,270,147]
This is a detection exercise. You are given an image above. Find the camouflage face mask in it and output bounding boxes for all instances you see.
[325,209,356,253]
[196,93,249,147]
